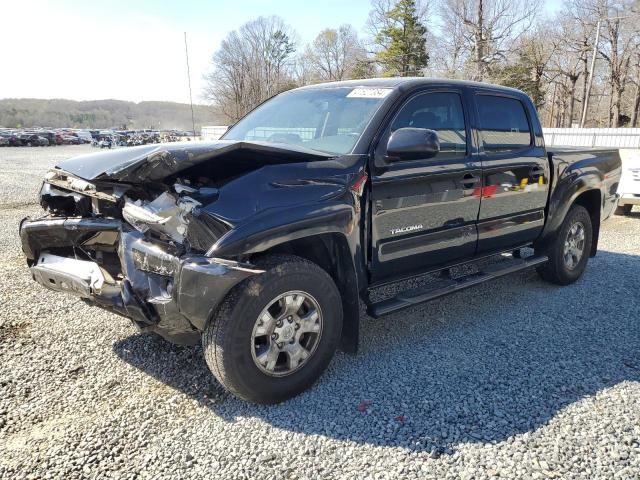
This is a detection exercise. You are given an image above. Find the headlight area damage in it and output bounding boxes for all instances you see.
[20,200,262,345]
[19,141,340,344]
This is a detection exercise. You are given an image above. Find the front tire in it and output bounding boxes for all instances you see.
[536,204,593,285]
[203,254,343,404]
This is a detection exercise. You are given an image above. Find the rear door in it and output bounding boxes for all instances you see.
[369,88,481,284]
[473,93,549,253]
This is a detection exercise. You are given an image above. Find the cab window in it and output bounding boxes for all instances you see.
[476,95,532,153]
[386,92,467,160]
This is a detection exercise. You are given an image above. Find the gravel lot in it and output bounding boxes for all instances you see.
[1,145,639,479]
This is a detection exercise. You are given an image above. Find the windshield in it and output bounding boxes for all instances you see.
[223,87,392,155]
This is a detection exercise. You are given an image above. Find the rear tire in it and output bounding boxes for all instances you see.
[202,254,342,404]
[614,204,633,216]
[536,204,592,285]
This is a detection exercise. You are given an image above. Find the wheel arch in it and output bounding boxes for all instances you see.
[254,233,361,354]
[537,182,603,257]
[572,189,601,257]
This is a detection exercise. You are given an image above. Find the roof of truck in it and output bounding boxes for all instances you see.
[297,77,525,95]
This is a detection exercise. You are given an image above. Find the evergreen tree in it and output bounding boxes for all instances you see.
[374,0,429,77]
[493,59,543,106]
[492,35,550,110]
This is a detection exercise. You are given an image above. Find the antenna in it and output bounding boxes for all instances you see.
[184,32,196,138]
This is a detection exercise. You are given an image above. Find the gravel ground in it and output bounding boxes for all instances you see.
[1,145,639,479]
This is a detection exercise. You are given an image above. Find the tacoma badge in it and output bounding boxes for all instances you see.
[390,224,423,235]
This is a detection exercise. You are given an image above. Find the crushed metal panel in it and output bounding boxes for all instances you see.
[54,140,333,182]
[122,192,201,243]
[30,253,114,297]
[20,217,121,260]
[177,257,264,330]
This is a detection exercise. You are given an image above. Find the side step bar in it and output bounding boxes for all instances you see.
[367,255,548,318]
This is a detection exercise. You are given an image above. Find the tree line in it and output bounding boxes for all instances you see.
[0,99,224,130]
[205,0,640,128]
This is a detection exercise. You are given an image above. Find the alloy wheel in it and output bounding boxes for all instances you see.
[563,221,585,270]
[250,291,323,377]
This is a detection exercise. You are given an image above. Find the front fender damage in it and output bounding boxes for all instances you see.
[177,258,264,331]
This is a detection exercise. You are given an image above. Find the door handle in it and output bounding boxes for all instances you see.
[462,174,480,188]
[444,217,465,228]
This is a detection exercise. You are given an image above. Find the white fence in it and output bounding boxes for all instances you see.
[544,128,640,149]
[201,126,228,141]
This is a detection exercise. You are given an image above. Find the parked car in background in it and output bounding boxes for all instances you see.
[76,130,94,143]
[62,135,82,145]
[33,131,56,146]
[615,150,639,216]
[19,134,48,146]
[0,133,22,146]
[98,138,113,148]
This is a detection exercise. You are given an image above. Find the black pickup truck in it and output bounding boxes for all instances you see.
[20,79,621,403]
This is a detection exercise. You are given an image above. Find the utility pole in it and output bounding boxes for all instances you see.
[580,19,601,128]
[184,32,196,138]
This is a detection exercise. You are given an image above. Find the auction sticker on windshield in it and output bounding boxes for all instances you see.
[347,88,393,99]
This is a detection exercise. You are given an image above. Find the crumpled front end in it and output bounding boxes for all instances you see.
[20,142,360,344]
[20,169,262,345]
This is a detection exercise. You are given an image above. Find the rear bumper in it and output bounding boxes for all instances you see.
[20,216,262,344]
[618,194,640,206]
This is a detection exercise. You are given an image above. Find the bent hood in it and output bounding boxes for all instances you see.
[55,140,334,183]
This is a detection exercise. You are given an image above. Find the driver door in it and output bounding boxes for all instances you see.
[369,89,481,284]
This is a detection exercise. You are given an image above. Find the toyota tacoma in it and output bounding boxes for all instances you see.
[19,79,622,403]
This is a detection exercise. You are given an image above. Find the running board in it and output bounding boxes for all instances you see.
[367,255,548,318]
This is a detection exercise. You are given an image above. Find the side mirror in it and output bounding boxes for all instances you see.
[386,128,440,161]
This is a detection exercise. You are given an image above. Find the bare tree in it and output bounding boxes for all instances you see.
[438,0,542,81]
[304,25,368,81]
[367,0,404,45]
[630,51,640,126]
[202,2,640,127]
[204,16,297,122]
[600,8,636,126]
[569,0,638,127]
[429,2,469,77]
[560,0,601,121]
[545,16,591,127]
[520,28,556,108]
[291,52,317,86]
[489,28,556,112]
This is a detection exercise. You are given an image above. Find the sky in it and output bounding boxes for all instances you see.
[0,0,563,104]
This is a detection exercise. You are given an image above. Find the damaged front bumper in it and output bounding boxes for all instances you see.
[19,217,262,344]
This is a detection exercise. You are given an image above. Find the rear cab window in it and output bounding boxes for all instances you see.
[476,95,532,153]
